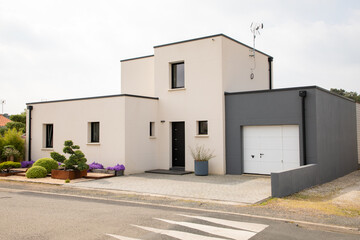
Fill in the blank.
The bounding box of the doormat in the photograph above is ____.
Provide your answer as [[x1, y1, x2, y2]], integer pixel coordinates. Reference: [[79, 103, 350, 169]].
[[145, 169, 193, 175]]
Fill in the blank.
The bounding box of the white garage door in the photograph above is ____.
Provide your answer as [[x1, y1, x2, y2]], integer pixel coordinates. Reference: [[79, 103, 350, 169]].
[[243, 125, 300, 175]]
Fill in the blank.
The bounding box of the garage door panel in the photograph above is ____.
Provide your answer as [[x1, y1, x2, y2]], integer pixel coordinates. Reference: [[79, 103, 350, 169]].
[[243, 125, 300, 175]]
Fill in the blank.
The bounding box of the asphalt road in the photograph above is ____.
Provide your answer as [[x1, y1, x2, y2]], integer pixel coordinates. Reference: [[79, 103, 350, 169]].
[[0, 187, 359, 240]]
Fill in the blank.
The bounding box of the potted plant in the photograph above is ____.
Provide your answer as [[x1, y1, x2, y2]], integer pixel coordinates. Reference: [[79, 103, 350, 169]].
[[106, 164, 125, 176], [88, 162, 105, 173], [1, 145, 21, 162], [0, 161, 21, 176], [190, 145, 215, 176], [50, 140, 89, 180]]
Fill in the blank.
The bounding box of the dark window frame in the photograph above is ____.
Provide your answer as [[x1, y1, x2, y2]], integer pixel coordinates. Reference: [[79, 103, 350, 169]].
[[198, 121, 208, 135], [45, 124, 53, 148], [171, 62, 185, 89], [91, 122, 100, 143]]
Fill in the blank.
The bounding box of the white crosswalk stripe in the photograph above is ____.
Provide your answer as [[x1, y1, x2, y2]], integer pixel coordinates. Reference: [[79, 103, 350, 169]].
[[132, 225, 228, 240], [178, 214, 268, 232], [154, 218, 257, 240], [107, 214, 268, 240]]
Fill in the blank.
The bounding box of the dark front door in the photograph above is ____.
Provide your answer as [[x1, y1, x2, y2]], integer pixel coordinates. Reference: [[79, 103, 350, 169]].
[[172, 122, 185, 167]]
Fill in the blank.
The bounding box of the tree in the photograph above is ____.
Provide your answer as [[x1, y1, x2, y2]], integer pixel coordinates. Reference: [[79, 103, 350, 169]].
[[3, 110, 26, 134], [10, 111, 26, 124], [330, 88, 360, 103]]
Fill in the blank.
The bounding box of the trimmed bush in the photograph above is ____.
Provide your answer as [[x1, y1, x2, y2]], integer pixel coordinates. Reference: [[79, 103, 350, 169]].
[[0, 161, 21, 172], [26, 166, 47, 178], [33, 158, 58, 174]]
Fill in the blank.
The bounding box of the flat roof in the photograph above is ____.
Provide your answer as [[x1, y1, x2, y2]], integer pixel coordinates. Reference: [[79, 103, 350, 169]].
[[27, 94, 159, 105], [120, 33, 272, 62], [225, 86, 355, 103]]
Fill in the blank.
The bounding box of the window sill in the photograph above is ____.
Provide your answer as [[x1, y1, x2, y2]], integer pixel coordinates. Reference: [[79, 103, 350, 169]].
[[41, 148, 54, 151], [149, 136, 156, 139], [195, 135, 209, 138], [87, 143, 100, 145], [168, 88, 186, 92]]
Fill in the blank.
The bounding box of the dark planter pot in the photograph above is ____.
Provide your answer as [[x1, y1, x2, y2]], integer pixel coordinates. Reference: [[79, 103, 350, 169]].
[[51, 169, 88, 180], [107, 169, 124, 176], [194, 160, 208, 176]]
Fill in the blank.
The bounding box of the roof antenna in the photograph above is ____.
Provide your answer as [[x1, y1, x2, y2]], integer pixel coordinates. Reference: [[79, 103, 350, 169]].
[[249, 22, 263, 79], [1, 99, 6, 114]]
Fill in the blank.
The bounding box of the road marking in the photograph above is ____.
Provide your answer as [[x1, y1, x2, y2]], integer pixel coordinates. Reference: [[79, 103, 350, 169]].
[[1, 186, 358, 234], [106, 233, 140, 240], [178, 214, 268, 232], [132, 225, 228, 240], [154, 218, 257, 240]]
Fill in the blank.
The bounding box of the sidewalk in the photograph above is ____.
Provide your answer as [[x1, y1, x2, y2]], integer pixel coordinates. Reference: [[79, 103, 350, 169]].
[[70, 173, 272, 204]]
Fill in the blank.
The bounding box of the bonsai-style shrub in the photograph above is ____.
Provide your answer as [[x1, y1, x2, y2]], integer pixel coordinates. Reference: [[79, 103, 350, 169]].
[[33, 158, 59, 174], [21, 160, 35, 168], [1, 145, 21, 162], [50, 140, 88, 171], [26, 166, 47, 178], [0, 161, 21, 173], [89, 162, 104, 171]]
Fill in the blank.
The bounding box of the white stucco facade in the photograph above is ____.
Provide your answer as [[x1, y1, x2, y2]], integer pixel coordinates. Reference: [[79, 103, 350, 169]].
[[27, 34, 272, 174]]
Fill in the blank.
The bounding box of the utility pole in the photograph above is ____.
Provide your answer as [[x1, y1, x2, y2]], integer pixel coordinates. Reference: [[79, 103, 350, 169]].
[[1, 99, 5, 114]]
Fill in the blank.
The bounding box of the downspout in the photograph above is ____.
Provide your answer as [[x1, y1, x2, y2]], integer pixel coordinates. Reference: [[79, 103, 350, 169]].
[[268, 57, 273, 89], [299, 91, 307, 165], [27, 105, 33, 161]]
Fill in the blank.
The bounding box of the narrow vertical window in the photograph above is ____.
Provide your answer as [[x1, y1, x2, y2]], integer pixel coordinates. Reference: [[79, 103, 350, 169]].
[[198, 121, 208, 135], [45, 124, 53, 148], [150, 122, 155, 137], [91, 122, 100, 143], [171, 62, 184, 88]]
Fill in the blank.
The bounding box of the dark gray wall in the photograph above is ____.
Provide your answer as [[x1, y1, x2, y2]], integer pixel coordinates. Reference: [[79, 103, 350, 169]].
[[225, 86, 358, 197], [315, 89, 358, 183], [225, 87, 317, 174]]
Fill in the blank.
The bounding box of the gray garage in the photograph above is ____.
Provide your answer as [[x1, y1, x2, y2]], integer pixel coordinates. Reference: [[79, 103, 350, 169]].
[[225, 86, 358, 197]]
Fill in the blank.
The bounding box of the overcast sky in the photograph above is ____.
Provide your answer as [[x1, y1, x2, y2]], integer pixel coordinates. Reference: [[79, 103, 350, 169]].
[[1, 0, 359, 114]]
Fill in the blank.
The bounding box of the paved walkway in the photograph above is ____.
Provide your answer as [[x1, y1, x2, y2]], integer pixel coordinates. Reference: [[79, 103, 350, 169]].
[[71, 173, 271, 204]]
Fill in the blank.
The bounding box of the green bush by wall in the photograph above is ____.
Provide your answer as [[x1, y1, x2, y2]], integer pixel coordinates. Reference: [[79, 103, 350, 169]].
[[26, 166, 47, 178], [33, 158, 58, 174]]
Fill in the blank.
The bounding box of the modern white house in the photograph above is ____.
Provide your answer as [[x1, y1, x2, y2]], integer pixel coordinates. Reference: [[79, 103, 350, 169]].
[[26, 34, 273, 175], [26, 34, 358, 197]]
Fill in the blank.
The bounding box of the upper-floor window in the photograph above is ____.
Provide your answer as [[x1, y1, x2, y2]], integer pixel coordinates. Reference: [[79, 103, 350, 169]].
[[45, 124, 53, 148], [171, 62, 184, 89]]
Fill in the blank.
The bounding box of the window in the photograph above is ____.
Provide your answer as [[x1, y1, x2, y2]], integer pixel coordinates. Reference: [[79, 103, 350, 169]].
[[45, 124, 53, 148], [171, 62, 184, 88], [150, 122, 155, 137], [198, 121, 208, 135], [90, 122, 100, 143]]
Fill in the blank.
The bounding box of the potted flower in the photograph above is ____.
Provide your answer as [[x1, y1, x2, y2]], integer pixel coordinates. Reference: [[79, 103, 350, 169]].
[[107, 164, 125, 176], [88, 162, 105, 173], [190, 145, 215, 176], [50, 140, 89, 180]]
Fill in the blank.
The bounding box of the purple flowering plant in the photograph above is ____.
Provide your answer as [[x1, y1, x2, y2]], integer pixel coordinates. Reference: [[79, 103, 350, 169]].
[[21, 161, 35, 168], [106, 164, 125, 171], [89, 162, 104, 171]]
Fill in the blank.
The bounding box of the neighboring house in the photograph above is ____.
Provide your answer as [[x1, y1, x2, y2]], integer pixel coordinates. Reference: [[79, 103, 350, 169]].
[[0, 114, 11, 127], [26, 34, 358, 197]]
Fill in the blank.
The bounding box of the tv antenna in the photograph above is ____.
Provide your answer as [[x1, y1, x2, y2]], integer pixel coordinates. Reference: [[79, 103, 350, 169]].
[[1, 99, 5, 114], [249, 22, 263, 79]]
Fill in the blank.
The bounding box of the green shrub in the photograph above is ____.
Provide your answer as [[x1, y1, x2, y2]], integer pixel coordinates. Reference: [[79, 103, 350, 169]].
[[0, 161, 21, 172], [5, 122, 25, 133], [26, 166, 47, 178], [2, 129, 25, 160], [65, 178, 70, 183], [33, 158, 58, 174], [1, 145, 21, 161], [10, 112, 26, 125]]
